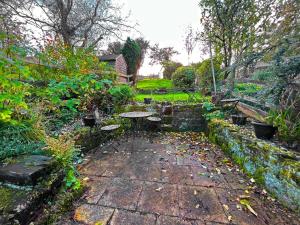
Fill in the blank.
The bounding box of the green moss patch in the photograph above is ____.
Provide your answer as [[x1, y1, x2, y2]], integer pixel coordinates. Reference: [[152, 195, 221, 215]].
[[208, 119, 300, 212]]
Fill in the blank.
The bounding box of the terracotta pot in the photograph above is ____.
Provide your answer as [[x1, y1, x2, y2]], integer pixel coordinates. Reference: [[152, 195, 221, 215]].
[[252, 122, 277, 140], [231, 115, 247, 125]]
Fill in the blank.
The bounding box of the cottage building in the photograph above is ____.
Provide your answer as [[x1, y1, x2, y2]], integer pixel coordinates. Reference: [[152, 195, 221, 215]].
[[99, 54, 131, 84]]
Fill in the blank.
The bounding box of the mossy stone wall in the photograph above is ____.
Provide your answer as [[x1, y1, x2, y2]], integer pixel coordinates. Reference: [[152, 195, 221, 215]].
[[208, 119, 300, 212]]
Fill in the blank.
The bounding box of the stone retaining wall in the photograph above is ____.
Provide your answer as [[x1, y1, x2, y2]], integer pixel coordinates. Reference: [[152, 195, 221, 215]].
[[208, 119, 300, 212], [171, 104, 207, 132], [123, 103, 207, 132]]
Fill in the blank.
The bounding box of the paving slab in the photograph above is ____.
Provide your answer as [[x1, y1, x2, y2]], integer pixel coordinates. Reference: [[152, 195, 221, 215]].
[[98, 177, 143, 210], [137, 182, 180, 216], [160, 164, 194, 185], [73, 204, 114, 224], [81, 177, 111, 204], [110, 209, 156, 225], [157, 215, 205, 225], [178, 185, 228, 223], [78, 160, 107, 176]]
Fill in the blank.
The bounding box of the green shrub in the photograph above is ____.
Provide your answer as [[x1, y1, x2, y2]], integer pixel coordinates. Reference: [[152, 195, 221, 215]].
[[196, 59, 221, 95], [202, 101, 224, 121], [44, 134, 81, 190], [172, 66, 196, 89], [109, 85, 134, 106], [267, 109, 300, 143], [251, 69, 274, 81], [0, 122, 45, 161], [162, 61, 182, 79], [121, 37, 141, 76]]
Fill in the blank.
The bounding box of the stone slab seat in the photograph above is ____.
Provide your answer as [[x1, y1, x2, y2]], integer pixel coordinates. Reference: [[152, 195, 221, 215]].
[[0, 155, 54, 186], [100, 124, 121, 131], [146, 117, 162, 122]]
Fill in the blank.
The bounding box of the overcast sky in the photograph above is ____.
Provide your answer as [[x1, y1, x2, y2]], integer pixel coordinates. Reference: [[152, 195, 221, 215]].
[[120, 0, 206, 76]]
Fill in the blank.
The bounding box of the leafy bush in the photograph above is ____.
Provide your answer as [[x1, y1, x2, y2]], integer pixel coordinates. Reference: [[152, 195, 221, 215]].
[[0, 41, 31, 123], [196, 59, 221, 95], [37, 40, 114, 79], [267, 109, 300, 143], [46, 74, 113, 112], [109, 85, 134, 106], [172, 66, 196, 89], [0, 122, 45, 160], [202, 102, 224, 121], [44, 134, 81, 190], [251, 69, 274, 81], [162, 61, 182, 79]]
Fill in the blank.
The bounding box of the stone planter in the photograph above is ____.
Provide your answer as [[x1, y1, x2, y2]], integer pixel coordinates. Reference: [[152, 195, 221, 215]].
[[231, 114, 247, 125], [252, 122, 277, 140]]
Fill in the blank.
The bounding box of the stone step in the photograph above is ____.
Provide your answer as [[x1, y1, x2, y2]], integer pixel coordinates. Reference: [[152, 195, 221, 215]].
[[0, 170, 64, 225], [0, 155, 55, 186]]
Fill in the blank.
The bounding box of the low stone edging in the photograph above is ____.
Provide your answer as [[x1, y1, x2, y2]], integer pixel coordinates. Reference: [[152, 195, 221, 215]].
[[207, 119, 300, 212]]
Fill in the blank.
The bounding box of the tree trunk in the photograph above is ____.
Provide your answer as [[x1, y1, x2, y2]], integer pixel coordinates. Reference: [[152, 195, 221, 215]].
[[227, 66, 236, 96]]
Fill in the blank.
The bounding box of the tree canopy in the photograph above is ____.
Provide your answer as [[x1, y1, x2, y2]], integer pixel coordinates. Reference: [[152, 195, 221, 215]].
[[0, 0, 133, 49], [121, 37, 141, 82]]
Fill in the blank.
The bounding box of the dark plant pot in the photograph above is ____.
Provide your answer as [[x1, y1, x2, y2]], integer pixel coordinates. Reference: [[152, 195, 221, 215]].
[[252, 122, 277, 140], [83, 116, 96, 127], [231, 114, 247, 125], [144, 98, 152, 104], [162, 105, 173, 115]]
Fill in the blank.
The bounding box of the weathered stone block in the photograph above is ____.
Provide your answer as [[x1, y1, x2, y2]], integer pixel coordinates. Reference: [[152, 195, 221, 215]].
[[0, 155, 54, 186], [0, 170, 64, 225]]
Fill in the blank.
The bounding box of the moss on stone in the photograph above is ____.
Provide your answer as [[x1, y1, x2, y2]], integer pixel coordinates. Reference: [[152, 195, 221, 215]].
[[208, 118, 300, 213], [0, 187, 14, 211]]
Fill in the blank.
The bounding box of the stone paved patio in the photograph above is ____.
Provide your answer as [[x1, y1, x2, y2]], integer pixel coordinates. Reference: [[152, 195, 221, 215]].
[[59, 132, 300, 225]]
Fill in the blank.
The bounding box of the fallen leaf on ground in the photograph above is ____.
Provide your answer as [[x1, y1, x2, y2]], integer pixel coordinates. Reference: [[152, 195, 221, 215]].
[[223, 204, 229, 210], [155, 187, 163, 192], [215, 168, 221, 174], [83, 177, 89, 181], [240, 199, 258, 217]]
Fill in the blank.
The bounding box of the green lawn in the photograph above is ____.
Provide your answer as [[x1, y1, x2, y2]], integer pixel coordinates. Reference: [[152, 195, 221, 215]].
[[135, 92, 210, 103], [136, 79, 173, 90]]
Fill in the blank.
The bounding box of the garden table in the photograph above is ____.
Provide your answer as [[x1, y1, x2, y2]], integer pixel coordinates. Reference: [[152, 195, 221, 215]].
[[119, 111, 155, 147]]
